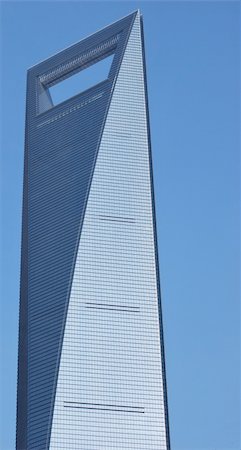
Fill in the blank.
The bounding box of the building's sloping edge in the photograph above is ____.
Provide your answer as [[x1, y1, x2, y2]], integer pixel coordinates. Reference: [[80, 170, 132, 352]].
[[16, 78, 29, 450], [140, 15, 171, 450]]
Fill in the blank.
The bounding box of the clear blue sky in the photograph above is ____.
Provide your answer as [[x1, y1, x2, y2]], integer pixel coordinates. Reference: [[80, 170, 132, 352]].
[[0, 2, 240, 449]]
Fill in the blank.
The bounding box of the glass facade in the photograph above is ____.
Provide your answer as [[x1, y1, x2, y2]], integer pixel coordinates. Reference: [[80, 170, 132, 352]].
[[16, 10, 170, 450]]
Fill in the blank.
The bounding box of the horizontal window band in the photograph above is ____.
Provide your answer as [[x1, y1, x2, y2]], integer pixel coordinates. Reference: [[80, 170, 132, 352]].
[[63, 401, 144, 414], [84, 302, 140, 312], [95, 214, 135, 223], [84, 306, 140, 313], [85, 302, 139, 310]]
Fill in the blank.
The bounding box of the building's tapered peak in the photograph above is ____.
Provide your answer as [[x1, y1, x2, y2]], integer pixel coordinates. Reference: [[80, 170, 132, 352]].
[[28, 11, 138, 114]]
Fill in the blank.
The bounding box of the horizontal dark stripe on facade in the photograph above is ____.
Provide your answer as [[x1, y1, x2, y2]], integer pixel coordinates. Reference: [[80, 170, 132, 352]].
[[84, 306, 140, 313], [64, 401, 144, 414]]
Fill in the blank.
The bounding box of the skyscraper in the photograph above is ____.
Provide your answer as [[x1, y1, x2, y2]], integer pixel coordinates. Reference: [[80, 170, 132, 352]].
[[17, 10, 170, 450]]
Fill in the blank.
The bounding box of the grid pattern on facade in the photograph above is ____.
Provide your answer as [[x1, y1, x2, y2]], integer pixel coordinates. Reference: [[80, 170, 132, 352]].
[[17, 11, 170, 450], [50, 13, 168, 449]]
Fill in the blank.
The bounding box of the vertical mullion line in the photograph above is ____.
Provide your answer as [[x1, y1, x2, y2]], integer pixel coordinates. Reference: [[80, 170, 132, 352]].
[[140, 15, 171, 450], [46, 13, 138, 450], [16, 72, 30, 450]]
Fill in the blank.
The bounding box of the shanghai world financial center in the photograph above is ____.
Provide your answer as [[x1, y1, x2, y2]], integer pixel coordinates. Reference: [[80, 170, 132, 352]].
[[16, 10, 170, 450]]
